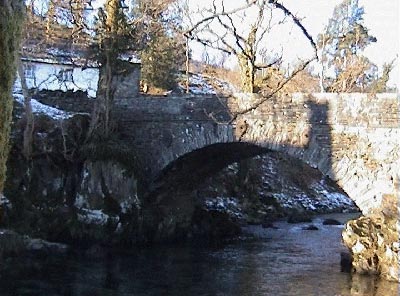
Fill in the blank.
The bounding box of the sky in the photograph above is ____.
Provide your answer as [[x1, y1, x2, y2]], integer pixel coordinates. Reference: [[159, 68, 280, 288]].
[[186, 0, 399, 88], [29, 0, 399, 88]]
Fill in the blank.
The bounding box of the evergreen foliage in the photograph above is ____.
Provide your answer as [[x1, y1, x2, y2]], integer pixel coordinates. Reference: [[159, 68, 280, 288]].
[[0, 1, 24, 195], [135, 0, 185, 91], [87, 0, 134, 140], [80, 139, 137, 174], [141, 32, 185, 90], [317, 0, 388, 92], [92, 0, 132, 63], [92, 1, 133, 75], [320, 0, 376, 58]]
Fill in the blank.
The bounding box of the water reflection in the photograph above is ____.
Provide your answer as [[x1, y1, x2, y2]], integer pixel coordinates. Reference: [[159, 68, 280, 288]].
[[347, 274, 399, 296], [0, 214, 398, 296]]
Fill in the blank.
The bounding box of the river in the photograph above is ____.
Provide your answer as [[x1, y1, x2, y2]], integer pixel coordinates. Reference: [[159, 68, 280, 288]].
[[0, 213, 398, 296]]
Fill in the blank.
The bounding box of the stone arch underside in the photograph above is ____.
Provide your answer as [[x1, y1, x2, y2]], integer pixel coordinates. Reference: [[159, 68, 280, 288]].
[[143, 140, 358, 242], [145, 141, 354, 212], [147, 142, 269, 200]]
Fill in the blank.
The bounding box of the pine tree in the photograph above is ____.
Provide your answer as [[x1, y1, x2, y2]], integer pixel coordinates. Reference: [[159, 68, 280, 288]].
[[87, 0, 132, 140], [135, 0, 185, 91], [0, 0, 24, 197], [140, 29, 185, 91], [318, 0, 377, 92]]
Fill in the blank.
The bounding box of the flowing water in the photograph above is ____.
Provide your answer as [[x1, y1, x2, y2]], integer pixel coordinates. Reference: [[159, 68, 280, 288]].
[[0, 213, 398, 296]]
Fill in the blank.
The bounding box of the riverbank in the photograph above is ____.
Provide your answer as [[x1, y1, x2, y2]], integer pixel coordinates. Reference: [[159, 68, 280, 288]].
[[0, 229, 68, 257]]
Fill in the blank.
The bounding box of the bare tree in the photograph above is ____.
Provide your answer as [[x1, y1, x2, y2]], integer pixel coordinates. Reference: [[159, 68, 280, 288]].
[[17, 60, 34, 160], [184, 0, 316, 94], [184, 0, 318, 118]]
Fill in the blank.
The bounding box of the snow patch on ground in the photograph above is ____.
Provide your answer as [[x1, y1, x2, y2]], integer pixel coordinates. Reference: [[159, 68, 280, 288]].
[[204, 197, 243, 219], [271, 180, 357, 213], [120, 195, 141, 214], [309, 181, 356, 209], [77, 209, 111, 226], [179, 73, 237, 95], [0, 195, 12, 209], [185, 74, 216, 95], [13, 94, 86, 120], [74, 194, 86, 209]]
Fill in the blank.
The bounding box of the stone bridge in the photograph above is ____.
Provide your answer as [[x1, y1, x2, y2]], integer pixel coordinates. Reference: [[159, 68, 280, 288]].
[[115, 93, 399, 214]]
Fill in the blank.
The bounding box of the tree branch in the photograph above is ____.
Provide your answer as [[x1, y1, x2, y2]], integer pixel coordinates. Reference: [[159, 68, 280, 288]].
[[183, 0, 257, 37], [268, 0, 317, 56]]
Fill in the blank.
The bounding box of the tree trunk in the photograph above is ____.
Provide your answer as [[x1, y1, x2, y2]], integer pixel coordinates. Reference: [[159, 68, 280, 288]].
[[0, 0, 24, 198], [319, 33, 326, 93], [17, 59, 34, 160], [238, 54, 254, 93], [87, 51, 115, 141], [103, 51, 113, 139], [46, 0, 55, 42], [185, 36, 190, 94]]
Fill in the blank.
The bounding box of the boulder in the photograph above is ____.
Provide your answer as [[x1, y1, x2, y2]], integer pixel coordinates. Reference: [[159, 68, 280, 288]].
[[0, 229, 68, 256], [76, 160, 140, 214], [190, 208, 241, 242], [287, 212, 313, 223], [323, 218, 342, 225], [342, 194, 399, 282], [302, 224, 319, 231], [25, 238, 68, 254]]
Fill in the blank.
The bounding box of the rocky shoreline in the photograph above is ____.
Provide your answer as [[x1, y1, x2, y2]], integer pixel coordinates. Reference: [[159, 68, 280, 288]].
[[0, 229, 68, 257]]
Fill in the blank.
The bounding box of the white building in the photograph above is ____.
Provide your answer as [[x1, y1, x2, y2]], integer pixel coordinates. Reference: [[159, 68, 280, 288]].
[[18, 55, 99, 98], [16, 49, 141, 98]]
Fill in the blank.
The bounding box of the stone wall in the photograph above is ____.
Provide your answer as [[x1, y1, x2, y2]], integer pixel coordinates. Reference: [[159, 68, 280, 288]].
[[34, 90, 94, 113], [233, 93, 399, 214], [34, 91, 399, 215], [112, 62, 141, 99], [114, 96, 233, 189]]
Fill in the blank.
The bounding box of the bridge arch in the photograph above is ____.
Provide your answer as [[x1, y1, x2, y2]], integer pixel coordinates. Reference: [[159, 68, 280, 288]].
[[232, 93, 399, 214], [143, 140, 358, 242], [117, 93, 399, 215], [147, 142, 269, 199]]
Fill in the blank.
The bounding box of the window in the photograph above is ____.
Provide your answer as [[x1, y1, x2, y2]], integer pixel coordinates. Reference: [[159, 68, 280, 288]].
[[24, 64, 35, 79], [59, 69, 73, 82]]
